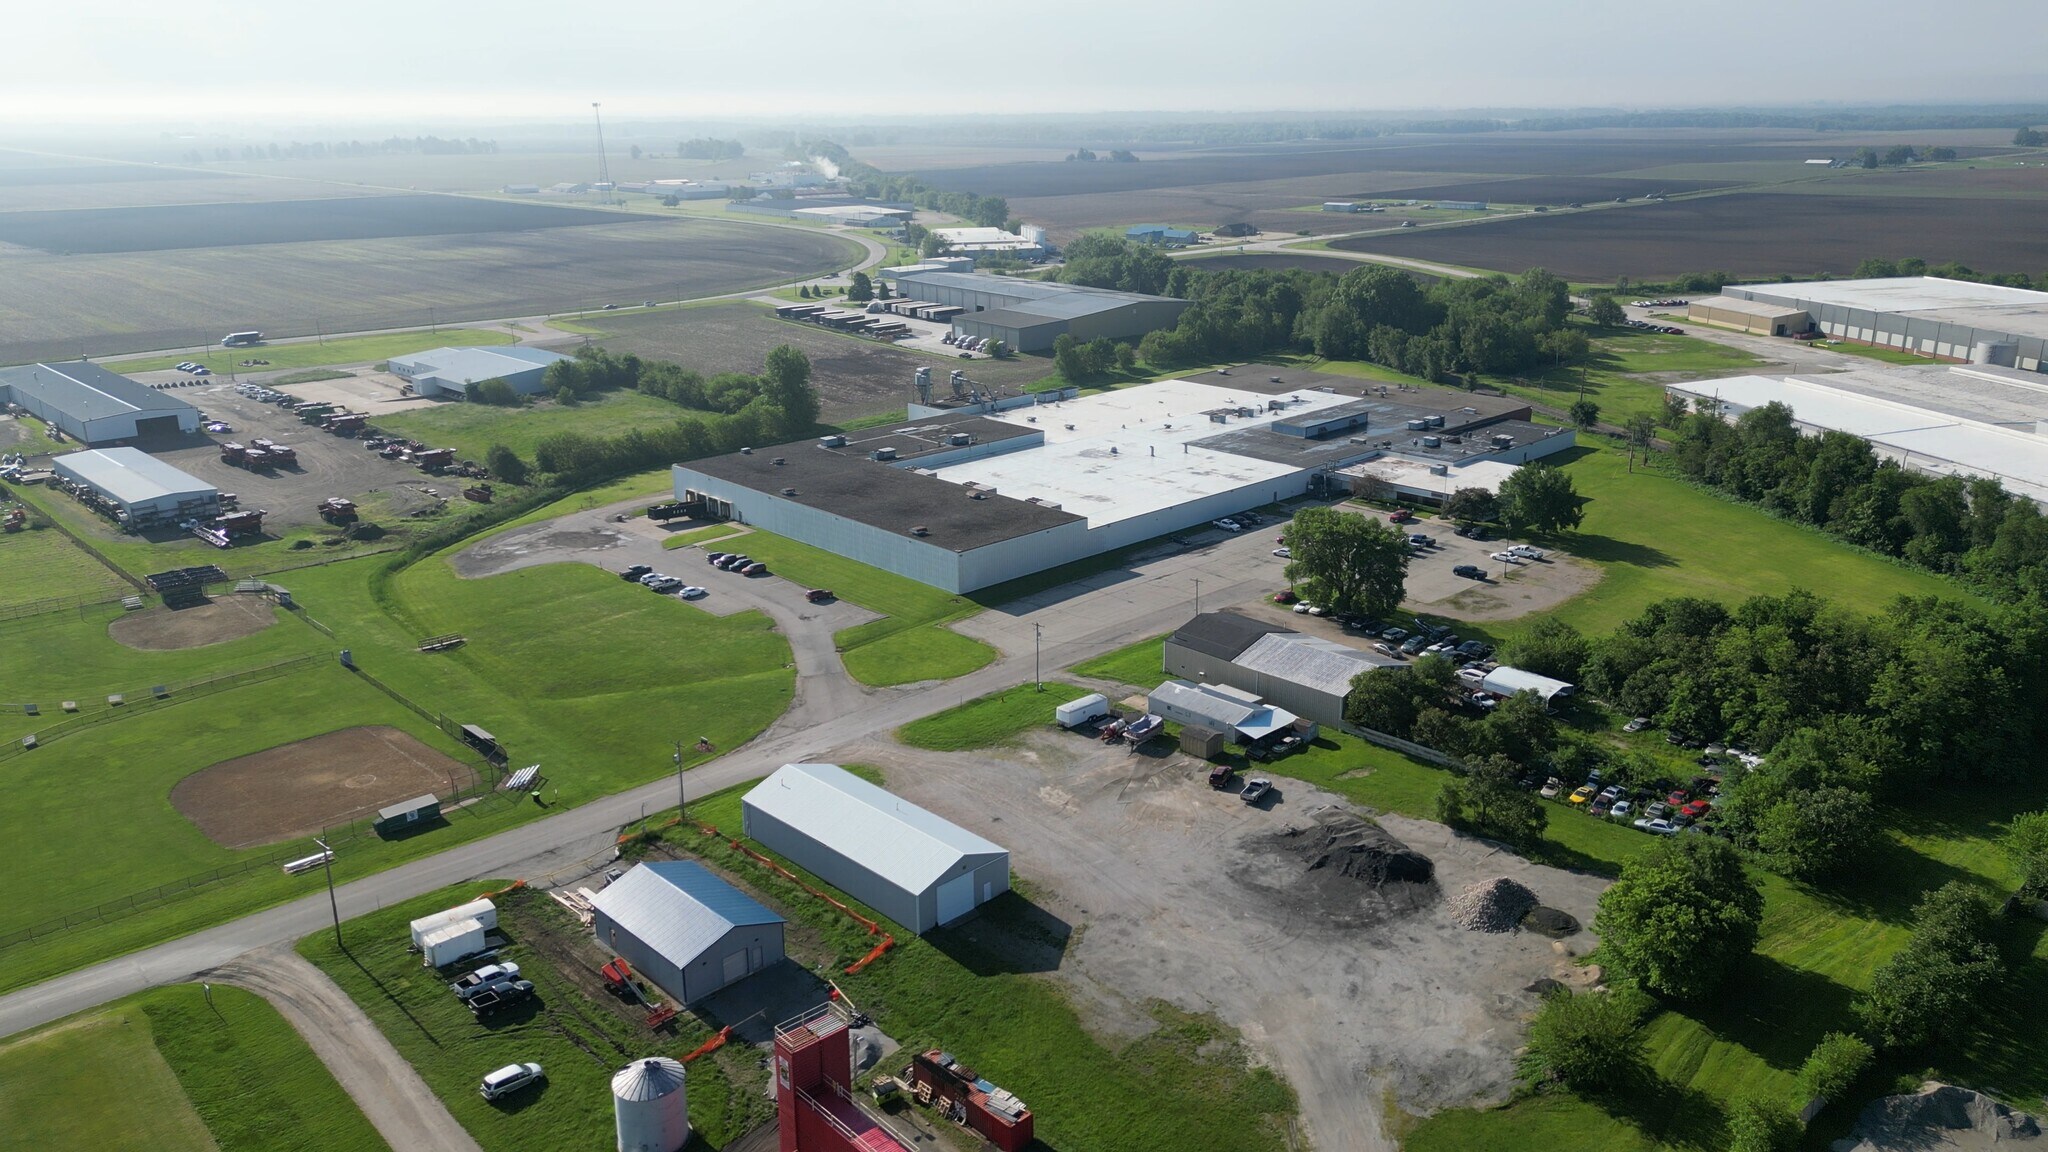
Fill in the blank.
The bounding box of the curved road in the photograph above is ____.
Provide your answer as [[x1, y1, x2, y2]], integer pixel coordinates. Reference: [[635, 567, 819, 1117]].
[[0, 514, 1292, 1041]]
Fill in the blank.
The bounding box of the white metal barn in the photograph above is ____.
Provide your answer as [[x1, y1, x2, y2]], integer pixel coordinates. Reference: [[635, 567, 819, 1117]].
[[742, 764, 1010, 934], [50, 448, 219, 527], [588, 861, 785, 1005], [0, 362, 201, 445]]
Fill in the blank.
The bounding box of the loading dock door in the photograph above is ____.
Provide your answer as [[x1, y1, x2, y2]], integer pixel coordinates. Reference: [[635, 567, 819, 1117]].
[[722, 949, 749, 984], [936, 873, 974, 926]]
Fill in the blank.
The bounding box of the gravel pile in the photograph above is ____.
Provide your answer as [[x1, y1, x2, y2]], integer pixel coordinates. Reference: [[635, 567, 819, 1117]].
[[1447, 877, 1538, 932]]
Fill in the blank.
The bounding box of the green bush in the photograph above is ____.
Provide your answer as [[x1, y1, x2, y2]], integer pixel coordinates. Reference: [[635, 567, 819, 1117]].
[[1726, 1093, 1801, 1152], [1797, 1032, 1874, 1103], [1517, 987, 1648, 1090]]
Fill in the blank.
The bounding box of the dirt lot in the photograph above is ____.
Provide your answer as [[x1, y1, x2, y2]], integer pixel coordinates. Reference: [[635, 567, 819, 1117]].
[[151, 381, 446, 531], [586, 302, 1053, 421], [851, 731, 1610, 1152], [1330, 191, 2048, 281], [108, 595, 278, 650], [171, 725, 476, 849]]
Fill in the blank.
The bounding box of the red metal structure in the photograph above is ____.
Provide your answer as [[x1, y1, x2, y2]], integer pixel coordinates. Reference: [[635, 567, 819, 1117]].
[[909, 1050, 1034, 1151], [774, 1006, 910, 1152]]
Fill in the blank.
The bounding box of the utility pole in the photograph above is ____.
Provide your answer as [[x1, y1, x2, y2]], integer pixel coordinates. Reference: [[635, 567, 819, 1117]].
[[591, 102, 613, 206], [1033, 623, 1042, 691], [674, 740, 686, 821], [314, 838, 341, 948]]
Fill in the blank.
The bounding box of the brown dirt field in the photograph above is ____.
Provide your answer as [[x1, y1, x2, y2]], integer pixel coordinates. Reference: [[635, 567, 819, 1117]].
[[172, 725, 475, 849], [1330, 192, 2048, 281], [108, 595, 279, 650]]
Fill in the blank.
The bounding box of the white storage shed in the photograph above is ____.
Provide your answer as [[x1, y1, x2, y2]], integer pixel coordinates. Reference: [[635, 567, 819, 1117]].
[[420, 917, 486, 968], [409, 897, 498, 948]]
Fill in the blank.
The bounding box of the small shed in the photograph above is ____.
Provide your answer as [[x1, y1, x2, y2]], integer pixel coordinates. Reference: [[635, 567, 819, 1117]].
[[409, 897, 498, 948], [420, 917, 486, 968], [374, 793, 441, 838], [1181, 725, 1225, 758]]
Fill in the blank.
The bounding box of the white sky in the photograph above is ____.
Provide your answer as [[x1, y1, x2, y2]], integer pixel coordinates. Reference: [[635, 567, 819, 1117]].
[[6, 0, 2045, 124]]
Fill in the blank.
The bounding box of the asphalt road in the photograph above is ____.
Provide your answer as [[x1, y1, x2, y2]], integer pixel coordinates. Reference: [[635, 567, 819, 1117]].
[[0, 511, 1293, 1040]]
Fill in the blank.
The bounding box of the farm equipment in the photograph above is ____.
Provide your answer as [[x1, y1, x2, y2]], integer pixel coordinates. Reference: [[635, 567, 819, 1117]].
[[3, 507, 25, 532], [190, 509, 264, 548], [250, 439, 295, 467], [295, 402, 339, 424], [462, 483, 493, 503], [414, 448, 456, 474], [323, 412, 368, 435], [317, 497, 358, 525]]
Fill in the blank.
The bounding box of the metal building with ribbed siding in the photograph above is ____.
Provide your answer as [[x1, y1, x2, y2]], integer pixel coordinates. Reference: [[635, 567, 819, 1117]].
[[588, 861, 785, 1005]]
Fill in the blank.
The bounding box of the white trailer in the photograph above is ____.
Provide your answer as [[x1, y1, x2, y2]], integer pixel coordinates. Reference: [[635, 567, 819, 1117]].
[[420, 917, 487, 968], [409, 897, 499, 948], [1055, 693, 1109, 729]]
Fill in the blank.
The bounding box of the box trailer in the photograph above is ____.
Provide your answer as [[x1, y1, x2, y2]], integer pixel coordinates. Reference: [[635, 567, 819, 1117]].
[[1055, 693, 1109, 729], [409, 897, 499, 948], [420, 917, 486, 968]]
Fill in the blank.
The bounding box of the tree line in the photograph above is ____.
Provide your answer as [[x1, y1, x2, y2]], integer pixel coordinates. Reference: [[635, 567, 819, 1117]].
[[1669, 401, 2048, 599], [182, 137, 498, 164], [677, 138, 745, 160]]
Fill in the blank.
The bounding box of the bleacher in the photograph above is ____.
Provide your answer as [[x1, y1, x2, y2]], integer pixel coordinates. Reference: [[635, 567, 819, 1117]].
[[145, 565, 228, 608]]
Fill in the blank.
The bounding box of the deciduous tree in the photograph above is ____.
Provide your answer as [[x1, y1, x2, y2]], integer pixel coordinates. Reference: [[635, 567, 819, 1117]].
[[1517, 987, 1649, 1090], [846, 271, 874, 302], [1283, 507, 1412, 620], [485, 444, 529, 485], [1569, 398, 1601, 429], [1496, 464, 1585, 534], [2004, 810, 2048, 897], [1587, 293, 1627, 326], [1856, 882, 2003, 1049], [1594, 835, 1762, 1000], [1443, 487, 1498, 525]]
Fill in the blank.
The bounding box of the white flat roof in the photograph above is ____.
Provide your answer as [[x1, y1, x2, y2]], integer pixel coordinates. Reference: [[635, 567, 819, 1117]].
[[1679, 374, 2048, 503], [1741, 277, 2048, 341], [928, 379, 1358, 527], [1336, 456, 1521, 498]]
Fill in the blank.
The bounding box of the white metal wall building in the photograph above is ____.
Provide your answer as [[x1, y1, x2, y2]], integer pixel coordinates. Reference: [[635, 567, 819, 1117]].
[[742, 764, 1009, 934], [1720, 278, 2048, 371], [588, 861, 785, 1005], [386, 347, 574, 398], [50, 447, 219, 527], [884, 267, 1189, 352], [1163, 615, 1402, 727], [0, 362, 201, 445]]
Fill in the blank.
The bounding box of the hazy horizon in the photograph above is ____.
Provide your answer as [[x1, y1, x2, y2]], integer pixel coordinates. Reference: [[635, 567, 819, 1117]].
[[9, 0, 2046, 126]]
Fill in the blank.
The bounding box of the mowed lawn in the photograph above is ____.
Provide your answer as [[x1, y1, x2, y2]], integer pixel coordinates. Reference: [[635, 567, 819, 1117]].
[[106, 328, 515, 374], [896, 682, 1084, 751], [1510, 325, 1765, 427], [376, 389, 696, 464], [1541, 443, 1966, 635], [0, 984, 388, 1152], [0, 524, 132, 611], [712, 531, 997, 686]]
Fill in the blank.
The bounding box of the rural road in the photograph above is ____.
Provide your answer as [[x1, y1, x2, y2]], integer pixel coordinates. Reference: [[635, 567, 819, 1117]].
[[207, 943, 485, 1152], [0, 512, 1293, 1042]]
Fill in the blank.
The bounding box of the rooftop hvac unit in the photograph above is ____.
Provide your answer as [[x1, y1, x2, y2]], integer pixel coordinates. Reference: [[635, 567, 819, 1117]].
[[1430, 463, 1449, 475], [910, 525, 930, 536], [948, 433, 973, 446], [819, 435, 847, 448], [871, 447, 898, 461], [1426, 415, 1445, 428], [1422, 435, 1441, 448], [1406, 419, 1427, 431]]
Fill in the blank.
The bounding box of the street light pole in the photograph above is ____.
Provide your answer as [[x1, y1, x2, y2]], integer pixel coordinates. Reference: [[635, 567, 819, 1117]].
[[1033, 623, 1042, 691], [314, 838, 341, 948], [1195, 578, 1202, 615], [674, 740, 686, 821]]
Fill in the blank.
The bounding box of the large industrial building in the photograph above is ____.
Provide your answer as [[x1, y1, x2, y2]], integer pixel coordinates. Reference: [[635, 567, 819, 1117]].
[[928, 226, 1049, 258], [50, 448, 220, 529], [1686, 296, 1814, 337], [1714, 277, 2048, 370], [1162, 611, 1402, 727], [671, 367, 1574, 592], [883, 266, 1189, 352], [0, 362, 201, 445], [587, 861, 786, 1005], [1671, 365, 2048, 503], [742, 764, 1010, 934], [386, 346, 574, 399]]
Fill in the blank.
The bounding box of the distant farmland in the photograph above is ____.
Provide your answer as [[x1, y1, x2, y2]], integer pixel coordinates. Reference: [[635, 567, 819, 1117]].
[[1328, 193, 2048, 282], [0, 194, 663, 254], [0, 218, 860, 365]]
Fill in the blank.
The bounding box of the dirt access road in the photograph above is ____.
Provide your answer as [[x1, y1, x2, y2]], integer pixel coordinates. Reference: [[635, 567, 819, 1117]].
[[208, 943, 483, 1152], [854, 731, 1611, 1152]]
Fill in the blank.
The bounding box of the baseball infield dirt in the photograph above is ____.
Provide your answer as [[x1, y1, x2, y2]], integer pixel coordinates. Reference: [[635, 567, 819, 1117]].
[[172, 725, 474, 849], [108, 596, 278, 651]]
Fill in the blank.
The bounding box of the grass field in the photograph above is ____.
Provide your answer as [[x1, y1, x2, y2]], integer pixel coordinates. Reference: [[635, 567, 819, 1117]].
[[375, 389, 695, 463], [299, 882, 764, 1152], [0, 524, 131, 611], [1068, 635, 1166, 692], [660, 523, 745, 549], [713, 531, 996, 686], [108, 328, 515, 374], [896, 682, 1084, 750], [1509, 325, 1766, 425], [0, 984, 389, 1152], [1542, 442, 1969, 634]]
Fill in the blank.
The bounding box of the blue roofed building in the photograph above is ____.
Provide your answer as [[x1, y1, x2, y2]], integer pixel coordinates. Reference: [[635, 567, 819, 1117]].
[[587, 860, 786, 1004], [385, 346, 574, 399]]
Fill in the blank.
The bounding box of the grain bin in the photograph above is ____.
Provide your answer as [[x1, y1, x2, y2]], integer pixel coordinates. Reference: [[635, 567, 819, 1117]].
[[613, 1058, 690, 1152]]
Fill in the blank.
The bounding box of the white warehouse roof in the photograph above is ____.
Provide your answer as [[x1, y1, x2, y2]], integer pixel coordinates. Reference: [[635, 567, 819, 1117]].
[[1234, 632, 1398, 694], [743, 765, 1006, 893], [588, 861, 783, 967], [1732, 277, 2048, 342], [388, 346, 570, 383], [1481, 666, 1577, 703], [51, 447, 215, 506]]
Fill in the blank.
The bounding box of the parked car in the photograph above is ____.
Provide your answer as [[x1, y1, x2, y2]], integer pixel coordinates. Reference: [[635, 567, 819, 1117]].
[[1509, 545, 1547, 561], [1568, 785, 1597, 806], [1212, 518, 1242, 532], [705, 552, 729, 565], [648, 577, 685, 593], [1539, 777, 1563, 799], [1468, 691, 1497, 711], [1610, 799, 1634, 820], [636, 572, 670, 587], [678, 585, 708, 600], [741, 562, 767, 576], [805, 589, 835, 603], [1633, 818, 1679, 835], [468, 979, 535, 1016], [620, 564, 654, 581], [1272, 590, 1297, 605], [1622, 716, 1651, 733], [1489, 550, 1523, 565], [1292, 602, 1316, 615], [1272, 547, 1291, 558], [1373, 641, 1402, 658], [1645, 801, 1670, 820], [1380, 627, 1408, 643], [1400, 636, 1429, 655], [1682, 799, 1713, 820], [1240, 777, 1273, 804], [1590, 795, 1613, 817], [1209, 763, 1235, 790], [479, 1062, 545, 1100], [1452, 563, 1484, 579], [451, 963, 521, 994]]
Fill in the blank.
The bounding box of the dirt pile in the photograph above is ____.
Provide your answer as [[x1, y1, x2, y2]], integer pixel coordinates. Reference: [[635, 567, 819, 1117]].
[[1447, 878, 1538, 932], [1232, 808, 1437, 930], [1833, 1082, 2043, 1152], [1522, 906, 1582, 938]]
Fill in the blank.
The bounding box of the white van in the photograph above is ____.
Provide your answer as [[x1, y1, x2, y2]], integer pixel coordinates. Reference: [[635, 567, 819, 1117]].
[[480, 1062, 544, 1100]]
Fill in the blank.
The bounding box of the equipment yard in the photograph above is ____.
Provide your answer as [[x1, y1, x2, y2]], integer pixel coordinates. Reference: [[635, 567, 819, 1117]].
[[851, 729, 1611, 1151], [170, 725, 478, 849]]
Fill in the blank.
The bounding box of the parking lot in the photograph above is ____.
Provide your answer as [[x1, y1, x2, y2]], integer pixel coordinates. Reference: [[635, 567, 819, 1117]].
[[152, 382, 448, 530], [852, 728, 1611, 1152]]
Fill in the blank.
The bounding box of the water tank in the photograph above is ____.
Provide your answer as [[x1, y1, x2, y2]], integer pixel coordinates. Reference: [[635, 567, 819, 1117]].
[[1973, 339, 2019, 367], [613, 1058, 690, 1152]]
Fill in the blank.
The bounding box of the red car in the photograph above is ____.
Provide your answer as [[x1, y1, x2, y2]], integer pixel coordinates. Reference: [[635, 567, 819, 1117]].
[[1681, 799, 1713, 820], [1667, 789, 1689, 806], [805, 589, 834, 603], [1273, 590, 1297, 605]]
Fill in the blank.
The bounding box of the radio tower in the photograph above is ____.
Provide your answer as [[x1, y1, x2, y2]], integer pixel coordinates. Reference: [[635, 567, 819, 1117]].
[[591, 102, 613, 205]]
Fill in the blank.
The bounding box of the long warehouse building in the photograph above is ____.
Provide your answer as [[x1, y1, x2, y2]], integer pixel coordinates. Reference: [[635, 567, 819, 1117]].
[[1718, 277, 2048, 371], [51, 447, 220, 528], [0, 362, 201, 445], [884, 266, 1190, 352]]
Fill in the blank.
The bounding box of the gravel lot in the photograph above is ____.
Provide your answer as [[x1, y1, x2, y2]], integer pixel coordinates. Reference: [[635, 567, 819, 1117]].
[[846, 730, 1611, 1152]]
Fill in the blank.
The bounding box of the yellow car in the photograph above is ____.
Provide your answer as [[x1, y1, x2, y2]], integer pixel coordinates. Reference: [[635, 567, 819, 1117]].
[[1567, 785, 1597, 806]]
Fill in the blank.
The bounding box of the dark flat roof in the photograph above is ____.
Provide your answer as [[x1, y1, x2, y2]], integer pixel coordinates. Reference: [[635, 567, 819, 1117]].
[[832, 414, 1038, 463], [686, 439, 1082, 553], [1169, 611, 1298, 662], [1194, 395, 1537, 467]]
